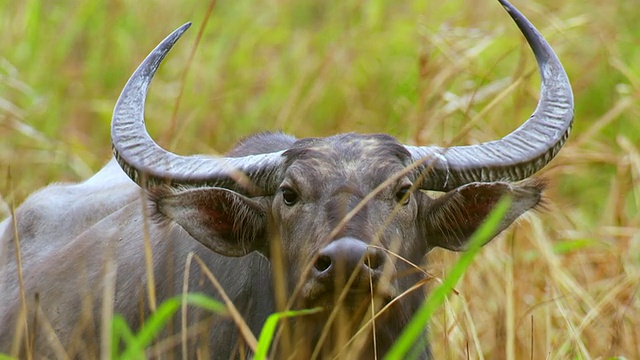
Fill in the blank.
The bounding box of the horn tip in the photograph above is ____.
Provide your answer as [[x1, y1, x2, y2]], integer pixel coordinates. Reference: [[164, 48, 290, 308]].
[[170, 22, 192, 42], [497, 0, 514, 12], [179, 22, 192, 32]]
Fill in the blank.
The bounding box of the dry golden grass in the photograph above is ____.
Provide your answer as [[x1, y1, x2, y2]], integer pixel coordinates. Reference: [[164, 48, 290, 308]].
[[1, 0, 639, 358]]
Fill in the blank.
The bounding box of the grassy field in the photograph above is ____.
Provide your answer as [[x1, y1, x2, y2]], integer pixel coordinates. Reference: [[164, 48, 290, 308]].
[[1, 0, 639, 358]]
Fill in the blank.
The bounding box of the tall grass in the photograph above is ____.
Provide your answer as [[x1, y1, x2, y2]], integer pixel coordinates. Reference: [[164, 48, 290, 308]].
[[1, 0, 639, 358]]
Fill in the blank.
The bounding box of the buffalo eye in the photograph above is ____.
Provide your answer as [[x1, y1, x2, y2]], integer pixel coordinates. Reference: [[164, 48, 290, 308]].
[[281, 187, 298, 206], [395, 186, 411, 205]]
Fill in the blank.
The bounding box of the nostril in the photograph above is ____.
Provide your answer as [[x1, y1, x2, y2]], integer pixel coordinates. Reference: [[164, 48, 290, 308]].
[[364, 249, 385, 271], [314, 254, 332, 273]]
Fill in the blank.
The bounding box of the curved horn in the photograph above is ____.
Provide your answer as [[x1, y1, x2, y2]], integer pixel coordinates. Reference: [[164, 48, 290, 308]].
[[407, 0, 574, 191], [111, 23, 285, 194]]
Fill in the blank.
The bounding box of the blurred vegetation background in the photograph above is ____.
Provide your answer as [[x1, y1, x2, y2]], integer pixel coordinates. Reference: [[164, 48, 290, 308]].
[[1, 0, 638, 358]]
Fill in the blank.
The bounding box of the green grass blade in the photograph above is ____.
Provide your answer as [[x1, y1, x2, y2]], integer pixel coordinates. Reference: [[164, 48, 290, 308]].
[[181, 292, 228, 314], [118, 298, 181, 359], [384, 196, 512, 359], [254, 307, 323, 360], [111, 314, 136, 358], [115, 293, 225, 359]]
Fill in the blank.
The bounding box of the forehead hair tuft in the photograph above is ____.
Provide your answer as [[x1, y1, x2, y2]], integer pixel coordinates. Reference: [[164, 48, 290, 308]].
[[282, 133, 411, 168]]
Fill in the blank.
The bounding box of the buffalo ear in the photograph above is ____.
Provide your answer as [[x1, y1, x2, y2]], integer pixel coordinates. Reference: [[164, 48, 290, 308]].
[[423, 179, 545, 252], [150, 187, 269, 257]]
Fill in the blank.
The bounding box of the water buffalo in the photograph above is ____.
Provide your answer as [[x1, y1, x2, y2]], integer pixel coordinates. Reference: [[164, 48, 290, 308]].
[[0, 0, 573, 358]]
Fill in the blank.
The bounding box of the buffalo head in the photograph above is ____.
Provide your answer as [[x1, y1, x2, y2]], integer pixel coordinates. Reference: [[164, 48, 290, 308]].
[[109, 0, 572, 357]]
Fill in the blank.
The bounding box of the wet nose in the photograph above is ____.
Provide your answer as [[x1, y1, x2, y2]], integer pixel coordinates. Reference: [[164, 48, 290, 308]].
[[313, 237, 386, 284]]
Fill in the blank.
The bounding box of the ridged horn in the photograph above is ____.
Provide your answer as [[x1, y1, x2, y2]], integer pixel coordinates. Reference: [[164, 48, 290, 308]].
[[407, 0, 574, 191], [111, 23, 285, 195]]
